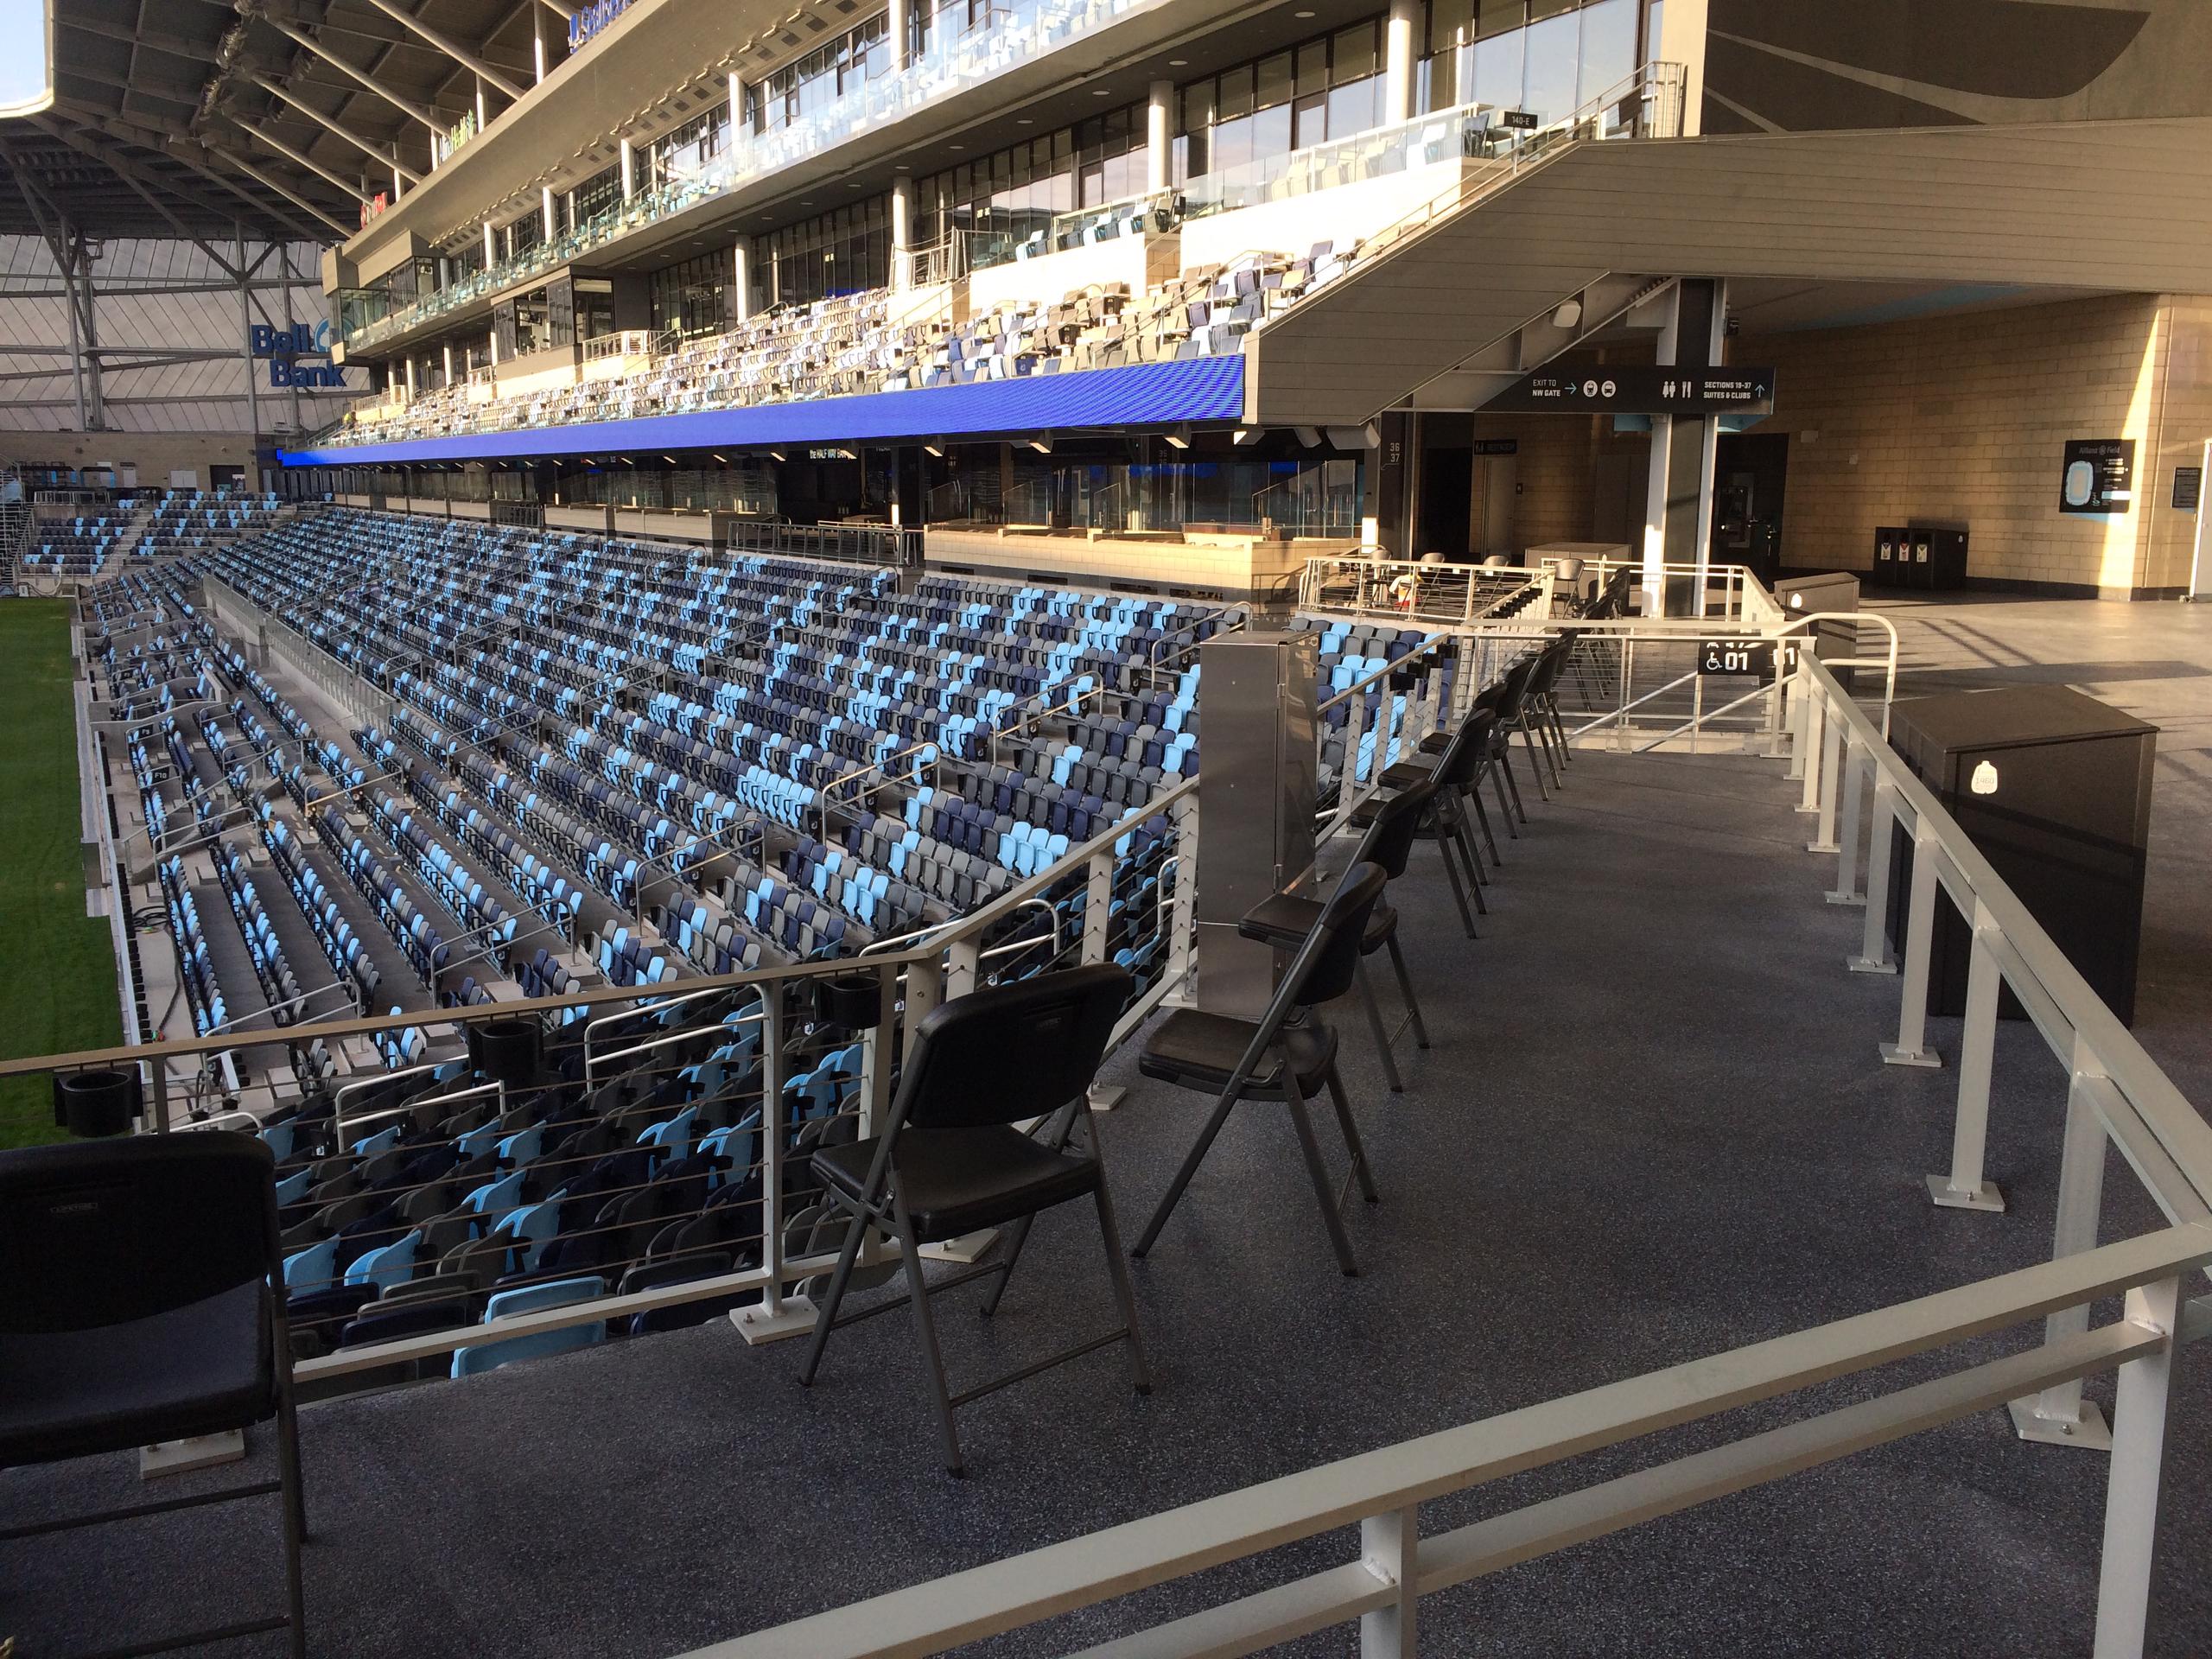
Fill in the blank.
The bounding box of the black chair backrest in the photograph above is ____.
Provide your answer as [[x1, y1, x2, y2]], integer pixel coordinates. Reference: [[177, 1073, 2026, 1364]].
[[895, 961, 1135, 1132], [1491, 654, 1540, 722], [1351, 779, 1437, 883], [1428, 709, 1497, 791], [1529, 637, 1571, 696], [0, 1133, 278, 1336], [1279, 861, 1388, 1014]]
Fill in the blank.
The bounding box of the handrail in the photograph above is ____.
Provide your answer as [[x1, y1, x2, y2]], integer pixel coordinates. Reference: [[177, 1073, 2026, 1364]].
[[688, 1227, 2212, 1658]]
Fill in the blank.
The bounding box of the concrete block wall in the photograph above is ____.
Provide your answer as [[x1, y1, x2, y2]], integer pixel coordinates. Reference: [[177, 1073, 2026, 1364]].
[[1745, 294, 2188, 597]]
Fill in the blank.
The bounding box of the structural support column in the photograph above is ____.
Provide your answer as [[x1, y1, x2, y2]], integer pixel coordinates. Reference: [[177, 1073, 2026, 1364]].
[[890, 176, 912, 290], [1640, 276, 1725, 616], [235, 226, 262, 485], [620, 138, 636, 200], [728, 73, 745, 135], [541, 185, 556, 242], [732, 240, 752, 322], [1146, 79, 1174, 193], [1383, 0, 1421, 124], [1653, 0, 1709, 137], [442, 342, 454, 385], [483, 219, 498, 266], [887, 0, 909, 69]]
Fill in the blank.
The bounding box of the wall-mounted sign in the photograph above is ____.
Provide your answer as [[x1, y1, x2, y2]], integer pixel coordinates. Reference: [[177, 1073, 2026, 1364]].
[[2174, 465, 2203, 513], [250, 321, 348, 389], [1486, 366, 1775, 416], [1471, 437, 1519, 456], [2059, 438, 2134, 514], [1499, 110, 1540, 130]]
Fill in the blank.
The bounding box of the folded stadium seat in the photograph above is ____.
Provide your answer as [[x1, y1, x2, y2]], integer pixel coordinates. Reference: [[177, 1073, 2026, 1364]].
[[448, 1277, 607, 1376]]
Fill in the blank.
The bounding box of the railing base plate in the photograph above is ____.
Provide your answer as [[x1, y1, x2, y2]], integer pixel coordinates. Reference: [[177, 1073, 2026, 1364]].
[[1825, 891, 1866, 907], [1088, 1084, 1128, 1113], [1849, 955, 1897, 975], [2007, 1395, 2112, 1450], [1926, 1174, 2005, 1212], [921, 1228, 1001, 1265], [732, 1294, 817, 1346], [1880, 1042, 1942, 1067], [141, 1431, 245, 1479], [1806, 840, 1840, 855]]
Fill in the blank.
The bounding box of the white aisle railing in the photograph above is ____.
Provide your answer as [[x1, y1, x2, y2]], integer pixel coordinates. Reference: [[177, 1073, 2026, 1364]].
[[687, 651, 2212, 1659]]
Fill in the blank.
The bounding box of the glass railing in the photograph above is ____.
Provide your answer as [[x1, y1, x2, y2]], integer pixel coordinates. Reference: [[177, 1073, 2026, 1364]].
[[343, 0, 1152, 353], [1180, 99, 1500, 221]]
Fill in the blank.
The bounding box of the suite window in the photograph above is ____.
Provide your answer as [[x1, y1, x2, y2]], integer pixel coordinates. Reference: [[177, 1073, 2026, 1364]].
[[747, 13, 892, 135], [651, 253, 728, 338], [569, 166, 620, 232], [1178, 17, 1391, 183]]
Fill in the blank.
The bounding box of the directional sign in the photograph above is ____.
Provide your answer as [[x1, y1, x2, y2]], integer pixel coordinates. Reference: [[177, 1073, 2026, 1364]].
[[1485, 366, 1775, 416]]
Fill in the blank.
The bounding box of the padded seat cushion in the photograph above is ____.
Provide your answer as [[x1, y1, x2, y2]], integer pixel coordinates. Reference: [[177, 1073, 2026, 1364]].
[[1138, 1008, 1338, 1100], [812, 1126, 1098, 1242], [1241, 891, 1395, 954], [0, 1281, 272, 1465]]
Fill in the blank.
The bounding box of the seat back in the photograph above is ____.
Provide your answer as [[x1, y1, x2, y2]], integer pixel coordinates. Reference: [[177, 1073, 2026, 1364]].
[[1351, 779, 1437, 883], [893, 961, 1133, 1133], [1285, 861, 1387, 1008], [0, 1132, 277, 1336], [1427, 709, 1497, 792]]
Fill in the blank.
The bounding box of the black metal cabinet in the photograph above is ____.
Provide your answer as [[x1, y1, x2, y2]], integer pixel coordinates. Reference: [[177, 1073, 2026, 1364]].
[[1885, 685, 2156, 1025]]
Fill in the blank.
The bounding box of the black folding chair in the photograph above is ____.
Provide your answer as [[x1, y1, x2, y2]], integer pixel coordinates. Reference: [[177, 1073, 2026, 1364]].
[[0, 1133, 308, 1659], [799, 963, 1151, 1477], [1385, 707, 1501, 924], [1247, 781, 1439, 1092], [1134, 861, 1389, 1276]]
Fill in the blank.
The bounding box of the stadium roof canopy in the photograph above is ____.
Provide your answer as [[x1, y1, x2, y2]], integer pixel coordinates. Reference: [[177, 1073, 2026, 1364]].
[[2, 0, 556, 245]]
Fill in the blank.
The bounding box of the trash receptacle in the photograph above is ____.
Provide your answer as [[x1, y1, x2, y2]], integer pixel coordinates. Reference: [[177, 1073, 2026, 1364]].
[[1884, 685, 2156, 1025]]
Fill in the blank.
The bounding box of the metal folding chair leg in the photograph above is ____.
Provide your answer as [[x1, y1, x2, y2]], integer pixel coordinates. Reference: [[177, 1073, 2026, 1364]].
[[798, 1198, 875, 1387], [1355, 957, 1405, 1092], [1283, 1093, 1362, 1276], [1433, 819, 1478, 939], [276, 1390, 308, 1659], [889, 1198, 967, 1475], [1440, 795, 1487, 913], [1466, 772, 1503, 867], [1132, 1077, 1249, 1258], [1497, 741, 1529, 825], [1322, 1062, 1381, 1205], [1520, 724, 1553, 799], [1383, 933, 1429, 1050], [1088, 1176, 1154, 1395]]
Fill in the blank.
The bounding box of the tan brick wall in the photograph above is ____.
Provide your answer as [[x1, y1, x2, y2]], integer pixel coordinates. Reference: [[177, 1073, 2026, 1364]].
[[2141, 296, 2212, 593], [1746, 295, 2173, 594]]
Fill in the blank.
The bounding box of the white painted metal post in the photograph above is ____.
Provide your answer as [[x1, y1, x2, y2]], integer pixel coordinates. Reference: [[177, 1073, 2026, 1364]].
[[2093, 1274, 2183, 1658], [944, 936, 980, 1001], [1881, 827, 1942, 1067], [2010, 1056, 2115, 1447], [734, 988, 815, 1344], [1359, 1505, 1419, 1659], [1163, 792, 1199, 1003], [1343, 681, 1369, 789], [1796, 687, 1825, 815], [1929, 905, 2004, 1211], [1852, 775, 1901, 973], [1808, 702, 1842, 851], [1825, 734, 1865, 904]]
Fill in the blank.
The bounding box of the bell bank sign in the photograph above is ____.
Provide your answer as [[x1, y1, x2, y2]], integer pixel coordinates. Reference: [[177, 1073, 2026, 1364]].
[[568, 0, 638, 52], [250, 321, 351, 389]]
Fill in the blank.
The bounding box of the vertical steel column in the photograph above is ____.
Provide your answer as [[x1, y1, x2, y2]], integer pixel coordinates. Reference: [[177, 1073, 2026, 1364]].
[[2009, 1054, 2116, 1447], [1880, 826, 1942, 1067], [1851, 775, 1901, 973], [2093, 1274, 2183, 1658], [1928, 901, 2004, 1210], [1163, 791, 1199, 1002], [236, 226, 262, 481], [1082, 847, 1113, 965]]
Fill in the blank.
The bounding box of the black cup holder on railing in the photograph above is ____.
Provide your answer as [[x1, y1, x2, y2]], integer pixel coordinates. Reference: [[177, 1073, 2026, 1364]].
[[53, 1067, 139, 1138], [817, 972, 884, 1031], [467, 1016, 543, 1085]]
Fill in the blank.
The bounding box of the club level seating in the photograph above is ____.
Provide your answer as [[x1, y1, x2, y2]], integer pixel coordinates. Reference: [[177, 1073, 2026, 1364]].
[[323, 243, 1361, 448]]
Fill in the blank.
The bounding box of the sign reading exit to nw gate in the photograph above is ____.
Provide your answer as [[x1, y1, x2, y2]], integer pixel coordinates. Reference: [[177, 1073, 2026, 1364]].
[[1486, 366, 1775, 416]]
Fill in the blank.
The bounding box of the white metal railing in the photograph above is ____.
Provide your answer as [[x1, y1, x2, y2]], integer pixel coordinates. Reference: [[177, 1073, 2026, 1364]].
[[582, 329, 655, 363], [691, 647, 2212, 1659]]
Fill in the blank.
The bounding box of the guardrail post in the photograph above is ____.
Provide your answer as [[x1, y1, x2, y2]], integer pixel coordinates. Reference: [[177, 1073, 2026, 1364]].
[[2010, 1058, 2114, 1447], [1164, 791, 1199, 1003], [1796, 684, 1825, 815], [1359, 1505, 1419, 1659], [1807, 702, 1843, 851], [1851, 776, 1900, 973], [1880, 826, 1942, 1068], [1343, 679, 1368, 790], [1928, 905, 2005, 1210], [734, 985, 816, 1344], [1082, 848, 1113, 966], [1825, 734, 1866, 904], [2093, 1274, 2182, 1658]]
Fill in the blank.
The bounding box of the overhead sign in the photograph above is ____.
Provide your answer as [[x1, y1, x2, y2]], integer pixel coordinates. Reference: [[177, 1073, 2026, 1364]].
[[1471, 437, 1519, 456], [1485, 366, 1775, 416], [2060, 438, 2134, 514]]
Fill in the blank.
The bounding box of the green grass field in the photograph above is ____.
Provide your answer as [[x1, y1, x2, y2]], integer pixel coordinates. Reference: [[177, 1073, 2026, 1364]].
[[0, 600, 124, 1148]]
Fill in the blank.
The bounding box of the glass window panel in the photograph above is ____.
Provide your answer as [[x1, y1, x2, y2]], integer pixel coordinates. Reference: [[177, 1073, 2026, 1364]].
[[1294, 90, 1328, 149], [1327, 73, 1379, 137], [1333, 23, 1377, 82], [1218, 64, 1253, 118], [1529, 0, 1575, 18], [1522, 10, 1578, 119], [1475, 0, 1525, 39], [1428, 0, 1474, 53], [1255, 51, 1293, 111], [1182, 80, 1214, 131], [1249, 99, 1293, 163], [1579, 0, 1638, 103], [1296, 42, 1329, 99], [1471, 27, 1525, 106], [1211, 112, 1253, 171]]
